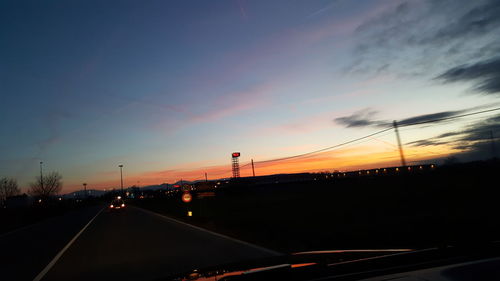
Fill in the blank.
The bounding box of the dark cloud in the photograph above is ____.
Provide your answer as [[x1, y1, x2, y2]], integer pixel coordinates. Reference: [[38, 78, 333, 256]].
[[436, 57, 500, 94], [333, 108, 387, 128], [334, 109, 468, 129], [436, 131, 462, 139], [456, 115, 500, 143], [451, 141, 497, 162], [418, 0, 500, 45], [406, 113, 500, 160], [349, 0, 500, 81], [406, 139, 449, 147], [398, 110, 466, 126], [335, 108, 500, 162]]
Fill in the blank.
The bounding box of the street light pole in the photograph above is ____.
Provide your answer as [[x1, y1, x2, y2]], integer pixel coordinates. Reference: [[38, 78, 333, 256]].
[[119, 165, 124, 195], [83, 183, 87, 198], [39, 161, 44, 190]]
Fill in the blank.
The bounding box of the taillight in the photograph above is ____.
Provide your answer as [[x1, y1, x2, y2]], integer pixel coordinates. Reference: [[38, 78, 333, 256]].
[[110, 204, 114, 208], [121, 203, 125, 207]]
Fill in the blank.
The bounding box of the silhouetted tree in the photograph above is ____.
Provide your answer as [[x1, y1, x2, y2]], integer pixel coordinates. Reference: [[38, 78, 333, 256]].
[[29, 172, 63, 198], [0, 177, 21, 203]]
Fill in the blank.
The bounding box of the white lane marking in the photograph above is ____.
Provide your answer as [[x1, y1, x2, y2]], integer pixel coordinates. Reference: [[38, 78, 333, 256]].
[[135, 206, 282, 256], [32, 208, 104, 281]]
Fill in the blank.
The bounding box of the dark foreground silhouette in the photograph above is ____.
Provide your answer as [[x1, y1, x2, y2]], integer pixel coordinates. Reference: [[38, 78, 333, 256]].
[[133, 160, 500, 253]]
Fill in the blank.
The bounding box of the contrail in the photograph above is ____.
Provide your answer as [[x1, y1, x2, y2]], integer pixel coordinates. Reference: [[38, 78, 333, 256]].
[[306, 0, 343, 19]]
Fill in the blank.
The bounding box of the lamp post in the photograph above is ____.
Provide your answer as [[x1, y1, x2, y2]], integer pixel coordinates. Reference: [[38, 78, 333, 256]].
[[119, 165, 124, 195], [83, 183, 87, 198], [39, 161, 44, 190]]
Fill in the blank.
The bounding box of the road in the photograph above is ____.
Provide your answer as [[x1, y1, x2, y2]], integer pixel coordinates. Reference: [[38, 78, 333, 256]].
[[1, 205, 279, 281]]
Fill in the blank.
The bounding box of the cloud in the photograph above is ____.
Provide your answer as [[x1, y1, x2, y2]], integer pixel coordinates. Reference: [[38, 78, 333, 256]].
[[37, 110, 74, 153], [416, 0, 500, 45], [436, 132, 463, 139], [257, 111, 340, 136], [334, 108, 386, 128], [456, 114, 500, 143], [406, 139, 449, 147], [435, 57, 500, 94], [334, 108, 469, 129], [397, 110, 466, 126], [348, 0, 500, 80], [406, 113, 500, 160], [188, 81, 274, 123]]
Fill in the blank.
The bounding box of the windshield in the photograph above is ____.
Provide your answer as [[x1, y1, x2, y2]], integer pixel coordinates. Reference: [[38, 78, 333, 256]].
[[1, 1, 500, 281]]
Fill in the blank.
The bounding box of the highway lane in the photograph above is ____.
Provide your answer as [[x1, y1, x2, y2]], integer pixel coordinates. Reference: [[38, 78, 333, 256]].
[[41, 206, 280, 281], [0, 205, 103, 281]]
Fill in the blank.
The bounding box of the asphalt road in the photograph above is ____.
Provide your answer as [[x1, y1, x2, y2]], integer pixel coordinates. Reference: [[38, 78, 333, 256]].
[[26, 205, 279, 281]]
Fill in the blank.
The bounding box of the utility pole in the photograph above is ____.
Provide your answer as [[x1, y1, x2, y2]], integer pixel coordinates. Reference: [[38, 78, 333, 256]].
[[39, 161, 44, 190], [119, 164, 124, 195], [205, 172, 208, 182], [393, 120, 407, 167], [251, 159, 256, 177]]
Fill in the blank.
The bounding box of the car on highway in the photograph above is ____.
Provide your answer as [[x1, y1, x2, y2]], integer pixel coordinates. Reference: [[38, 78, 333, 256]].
[[109, 198, 126, 210]]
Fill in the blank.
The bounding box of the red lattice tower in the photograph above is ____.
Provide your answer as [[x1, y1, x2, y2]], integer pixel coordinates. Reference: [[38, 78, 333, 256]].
[[231, 152, 240, 178]]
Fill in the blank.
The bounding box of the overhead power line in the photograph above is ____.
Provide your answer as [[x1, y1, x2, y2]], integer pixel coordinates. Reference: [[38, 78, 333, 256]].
[[254, 106, 500, 165], [176, 106, 500, 181], [256, 127, 394, 164]]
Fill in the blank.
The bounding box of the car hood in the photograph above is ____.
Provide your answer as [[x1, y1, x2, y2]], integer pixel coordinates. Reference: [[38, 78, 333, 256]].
[[157, 243, 500, 281], [156, 249, 414, 281]]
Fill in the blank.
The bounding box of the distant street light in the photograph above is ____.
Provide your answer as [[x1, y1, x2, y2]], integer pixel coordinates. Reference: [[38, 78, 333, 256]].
[[119, 164, 124, 194], [39, 161, 44, 190], [83, 183, 87, 198]]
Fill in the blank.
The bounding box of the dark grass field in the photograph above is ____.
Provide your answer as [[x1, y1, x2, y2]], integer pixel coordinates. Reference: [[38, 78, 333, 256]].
[[134, 160, 500, 253]]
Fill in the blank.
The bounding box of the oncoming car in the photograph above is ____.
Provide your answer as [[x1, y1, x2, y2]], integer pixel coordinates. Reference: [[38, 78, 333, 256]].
[[109, 198, 125, 210]]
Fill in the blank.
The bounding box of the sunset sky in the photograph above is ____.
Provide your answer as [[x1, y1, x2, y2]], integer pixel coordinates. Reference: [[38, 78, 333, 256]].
[[2, 0, 500, 193]]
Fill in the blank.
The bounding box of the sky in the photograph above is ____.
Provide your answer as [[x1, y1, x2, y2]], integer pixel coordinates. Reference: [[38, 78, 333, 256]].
[[1, 0, 500, 193]]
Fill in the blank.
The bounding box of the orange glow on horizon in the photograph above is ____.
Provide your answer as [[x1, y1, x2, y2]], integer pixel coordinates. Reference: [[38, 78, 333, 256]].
[[65, 142, 458, 192]]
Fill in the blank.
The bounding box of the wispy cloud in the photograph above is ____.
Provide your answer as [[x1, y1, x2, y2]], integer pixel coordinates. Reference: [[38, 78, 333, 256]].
[[348, 0, 500, 81], [405, 113, 500, 160], [397, 110, 466, 126], [188, 82, 273, 123], [334, 108, 384, 128], [254, 111, 339, 137], [334, 105, 498, 129], [186, 2, 393, 100], [406, 139, 451, 148], [37, 110, 74, 154], [237, 0, 248, 20], [436, 57, 500, 95]]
